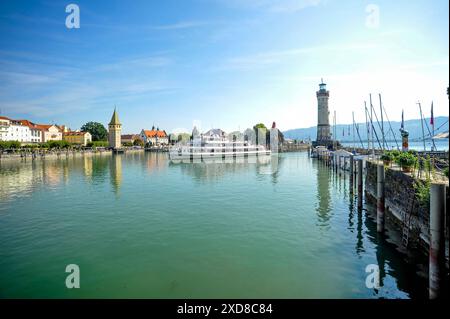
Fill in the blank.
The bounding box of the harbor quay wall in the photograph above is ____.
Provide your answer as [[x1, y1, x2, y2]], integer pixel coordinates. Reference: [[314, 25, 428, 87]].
[[279, 143, 310, 152], [0, 148, 145, 162], [364, 160, 449, 254]]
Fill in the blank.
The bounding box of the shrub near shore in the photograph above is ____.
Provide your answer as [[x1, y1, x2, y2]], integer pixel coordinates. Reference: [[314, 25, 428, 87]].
[[0, 141, 21, 149], [0, 140, 72, 150]]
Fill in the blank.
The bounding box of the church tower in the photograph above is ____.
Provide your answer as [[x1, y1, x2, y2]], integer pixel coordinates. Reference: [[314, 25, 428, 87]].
[[316, 79, 331, 144], [108, 108, 122, 149]]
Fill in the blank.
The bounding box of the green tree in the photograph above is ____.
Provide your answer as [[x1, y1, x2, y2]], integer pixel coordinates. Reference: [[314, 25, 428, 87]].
[[81, 122, 108, 141], [0, 141, 21, 149], [133, 138, 144, 147], [253, 123, 267, 131], [253, 123, 268, 145], [46, 140, 72, 149], [176, 133, 190, 143]]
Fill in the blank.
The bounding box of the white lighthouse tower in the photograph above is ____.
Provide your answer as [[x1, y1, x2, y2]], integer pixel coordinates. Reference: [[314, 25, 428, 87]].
[[315, 79, 331, 146]]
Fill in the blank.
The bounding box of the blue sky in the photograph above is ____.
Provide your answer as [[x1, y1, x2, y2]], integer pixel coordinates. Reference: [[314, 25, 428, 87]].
[[0, 0, 448, 134]]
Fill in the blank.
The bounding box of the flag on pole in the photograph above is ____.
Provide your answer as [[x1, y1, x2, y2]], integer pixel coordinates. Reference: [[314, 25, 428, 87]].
[[401, 110, 404, 130], [430, 101, 434, 126], [348, 125, 350, 136], [342, 127, 345, 137]]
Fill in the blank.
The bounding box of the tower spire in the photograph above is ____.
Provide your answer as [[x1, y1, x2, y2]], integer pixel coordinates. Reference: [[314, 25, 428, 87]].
[[108, 107, 122, 149], [109, 107, 120, 125]]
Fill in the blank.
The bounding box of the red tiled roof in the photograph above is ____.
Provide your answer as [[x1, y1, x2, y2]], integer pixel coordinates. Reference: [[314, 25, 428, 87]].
[[17, 119, 39, 128], [143, 130, 167, 138], [0, 117, 62, 131], [36, 124, 52, 130]]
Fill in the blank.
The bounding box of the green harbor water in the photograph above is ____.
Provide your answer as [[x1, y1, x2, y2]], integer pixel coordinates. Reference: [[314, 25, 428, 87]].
[[0, 152, 427, 298]]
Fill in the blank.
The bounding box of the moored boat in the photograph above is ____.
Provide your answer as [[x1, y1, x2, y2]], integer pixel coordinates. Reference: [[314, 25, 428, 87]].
[[169, 134, 271, 162]]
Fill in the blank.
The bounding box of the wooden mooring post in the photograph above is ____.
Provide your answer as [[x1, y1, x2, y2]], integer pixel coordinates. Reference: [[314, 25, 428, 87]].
[[349, 155, 354, 193], [377, 164, 385, 233], [429, 182, 446, 299], [357, 159, 363, 210]]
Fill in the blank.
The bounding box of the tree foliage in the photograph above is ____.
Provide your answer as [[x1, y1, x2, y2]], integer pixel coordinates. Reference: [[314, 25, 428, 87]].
[[86, 141, 109, 148], [133, 138, 144, 147], [81, 122, 108, 141], [42, 140, 72, 149], [0, 140, 21, 149], [253, 123, 267, 131]]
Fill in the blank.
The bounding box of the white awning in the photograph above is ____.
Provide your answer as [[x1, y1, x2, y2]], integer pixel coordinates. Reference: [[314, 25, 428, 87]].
[[433, 131, 449, 139]]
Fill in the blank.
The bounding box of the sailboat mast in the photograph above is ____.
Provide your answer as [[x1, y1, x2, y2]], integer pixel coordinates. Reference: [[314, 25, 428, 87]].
[[379, 94, 385, 151], [333, 110, 337, 150], [364, 101, 369, 151], [352, 111, 356, 152], [417, 101, 427, 151], [382, 103, 400, 151], [431, 102, 435, 151], [369, 94, 375, 157]]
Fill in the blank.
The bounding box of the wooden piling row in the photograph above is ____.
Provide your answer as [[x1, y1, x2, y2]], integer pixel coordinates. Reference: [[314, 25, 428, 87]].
[[313, 150, 448, 299]]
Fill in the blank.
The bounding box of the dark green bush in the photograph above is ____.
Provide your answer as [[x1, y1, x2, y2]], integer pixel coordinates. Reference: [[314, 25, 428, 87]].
[[0, 141, 21, 149], [414, 179, 430, 208], [395, 152, 417, 170], [380, 151, 394, 162]]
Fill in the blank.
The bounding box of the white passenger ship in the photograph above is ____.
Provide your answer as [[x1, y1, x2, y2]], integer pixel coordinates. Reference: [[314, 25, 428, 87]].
[[169, 129, 271, 162]]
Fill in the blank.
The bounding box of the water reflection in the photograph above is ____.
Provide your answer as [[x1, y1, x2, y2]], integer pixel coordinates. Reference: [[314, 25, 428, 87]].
[[83, 156, 93, 178], [258, 154, 285, 185], [174, 155, 278, 183], [314, 160, 332, 226], [110, 155, 122, 195], [143, 152, 167, 174], [360, 206, 428, 298], [336, 167, 428, 298], [0, 158, 69, 204], [356, 206, 365, 255], [90, 156, 109, 184]]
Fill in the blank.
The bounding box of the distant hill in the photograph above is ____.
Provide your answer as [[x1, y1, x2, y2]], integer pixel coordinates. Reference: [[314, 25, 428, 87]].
[[283, 116, 449, 142]]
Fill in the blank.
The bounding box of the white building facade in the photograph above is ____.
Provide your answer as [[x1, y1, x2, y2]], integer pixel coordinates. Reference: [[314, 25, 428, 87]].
[[40, 125, 62, 142], [0, 116, 63, 144], [0, 117, 41, 143], [140, 128, 169, 146]]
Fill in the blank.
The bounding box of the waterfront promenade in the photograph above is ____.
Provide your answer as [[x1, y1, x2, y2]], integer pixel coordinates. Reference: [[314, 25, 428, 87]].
[[0, 147, 145, 162]]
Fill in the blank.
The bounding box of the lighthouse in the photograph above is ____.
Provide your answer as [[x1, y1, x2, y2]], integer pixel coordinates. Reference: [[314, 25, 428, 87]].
[[315, 79, 331, 146]]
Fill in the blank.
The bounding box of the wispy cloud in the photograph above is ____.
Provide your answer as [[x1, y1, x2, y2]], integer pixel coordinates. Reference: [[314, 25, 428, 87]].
[[0, 70, 57, 85], [151, 20, 210, 30], [95, 56, 172, 72], [214, 0, 323, 13], [0, 50, 177, 118], [269, 0, 322, 13], [80, 20, 211, 33], [212, 43, 377, 71]]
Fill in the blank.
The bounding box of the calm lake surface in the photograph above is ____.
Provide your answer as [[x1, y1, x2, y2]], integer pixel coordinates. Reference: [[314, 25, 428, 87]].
[[0, 152, 427, 298]]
